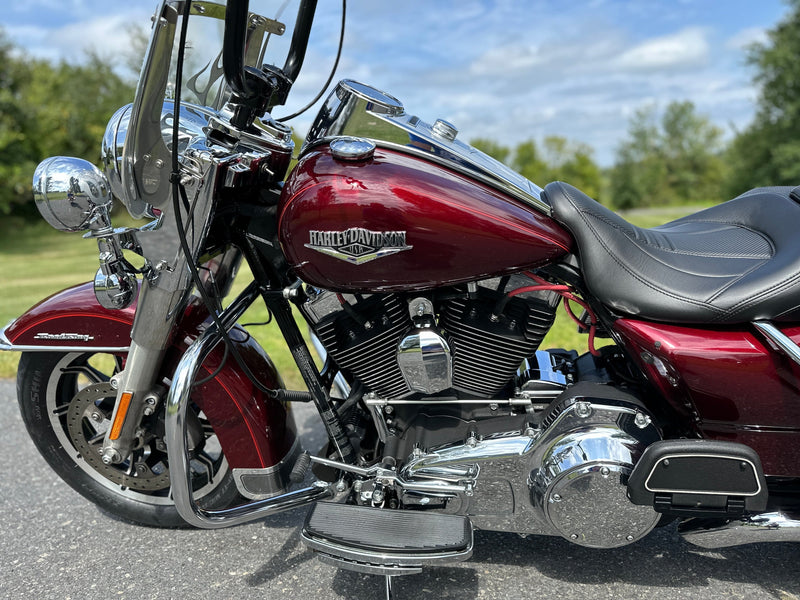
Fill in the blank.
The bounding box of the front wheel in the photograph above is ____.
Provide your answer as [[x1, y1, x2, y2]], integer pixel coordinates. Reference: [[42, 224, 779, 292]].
[[16, 351, 240, 527]]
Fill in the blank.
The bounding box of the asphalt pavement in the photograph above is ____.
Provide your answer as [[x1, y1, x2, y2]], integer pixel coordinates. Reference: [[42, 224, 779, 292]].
[[2, 377, 800, 600]]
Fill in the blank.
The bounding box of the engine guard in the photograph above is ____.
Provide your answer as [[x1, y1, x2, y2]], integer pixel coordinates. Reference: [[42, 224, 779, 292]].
[[1, 282, 297, 498]]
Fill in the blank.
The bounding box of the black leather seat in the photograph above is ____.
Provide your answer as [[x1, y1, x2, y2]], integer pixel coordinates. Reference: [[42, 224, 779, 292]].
[[543, 181, 800, 324]]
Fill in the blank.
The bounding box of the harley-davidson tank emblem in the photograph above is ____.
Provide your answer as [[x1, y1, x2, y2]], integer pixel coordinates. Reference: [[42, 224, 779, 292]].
[[305, 228, 412, 265]]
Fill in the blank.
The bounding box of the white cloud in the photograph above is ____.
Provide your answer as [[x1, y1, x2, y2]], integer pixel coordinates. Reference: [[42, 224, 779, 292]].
[[725, 26, 768, 51], [6, 11, 151, 67], [616, 27, 710, 71], [2, 0, 779, 169]]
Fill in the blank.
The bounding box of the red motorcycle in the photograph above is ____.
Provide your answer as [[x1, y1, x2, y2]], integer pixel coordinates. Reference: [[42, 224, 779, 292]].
[[3, 0, 799, 595]]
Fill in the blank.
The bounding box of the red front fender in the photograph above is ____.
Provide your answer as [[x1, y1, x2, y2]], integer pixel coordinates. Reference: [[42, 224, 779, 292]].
[[2, 282, 295, 476]]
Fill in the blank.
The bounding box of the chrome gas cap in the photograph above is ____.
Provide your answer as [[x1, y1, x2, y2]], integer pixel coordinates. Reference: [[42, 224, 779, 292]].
[[330, 136, 376, 162]]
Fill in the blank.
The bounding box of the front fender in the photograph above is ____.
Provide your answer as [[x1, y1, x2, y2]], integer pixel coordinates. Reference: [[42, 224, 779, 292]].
[[2, 283, 135, 351], [3, 282, 295, 489]]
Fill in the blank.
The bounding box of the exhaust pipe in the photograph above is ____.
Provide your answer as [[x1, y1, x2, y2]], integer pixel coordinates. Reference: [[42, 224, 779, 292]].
[[679, 512, 800, 548]]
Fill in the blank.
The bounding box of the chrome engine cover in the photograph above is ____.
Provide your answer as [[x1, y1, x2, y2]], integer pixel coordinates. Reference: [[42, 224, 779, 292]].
[[398, 385, 661, 548], [528, 403, 661, 548]]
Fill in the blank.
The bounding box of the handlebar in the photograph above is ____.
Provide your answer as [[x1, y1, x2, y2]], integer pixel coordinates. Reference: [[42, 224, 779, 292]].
[[223, 0, 318, 112]]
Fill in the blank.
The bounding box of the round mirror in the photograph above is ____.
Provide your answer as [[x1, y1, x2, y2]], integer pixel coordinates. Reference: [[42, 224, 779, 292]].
[[32, 156, 112, 232]]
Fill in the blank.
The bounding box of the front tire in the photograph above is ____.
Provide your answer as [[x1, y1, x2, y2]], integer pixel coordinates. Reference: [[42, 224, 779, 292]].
[[17, 351, 240, 527]]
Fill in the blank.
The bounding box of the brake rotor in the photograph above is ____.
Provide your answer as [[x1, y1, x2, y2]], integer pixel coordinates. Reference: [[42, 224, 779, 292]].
[[66, 382, 171, 492]]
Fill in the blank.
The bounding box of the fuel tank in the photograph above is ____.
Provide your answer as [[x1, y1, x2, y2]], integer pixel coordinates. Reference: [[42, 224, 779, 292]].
[[278, 145, 573, 292]]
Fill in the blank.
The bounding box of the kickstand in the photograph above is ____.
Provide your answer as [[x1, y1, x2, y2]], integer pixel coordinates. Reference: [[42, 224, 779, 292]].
[[385, 575, 394, 600]]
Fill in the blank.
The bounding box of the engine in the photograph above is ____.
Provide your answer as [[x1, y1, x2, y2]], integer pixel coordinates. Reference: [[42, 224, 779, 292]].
[[302, 277, 558, 400], [300, 277, 663, 548]]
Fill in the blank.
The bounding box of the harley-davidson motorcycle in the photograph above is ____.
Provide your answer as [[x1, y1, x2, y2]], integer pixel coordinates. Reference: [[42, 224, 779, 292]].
[[3, 0, 800, 595]]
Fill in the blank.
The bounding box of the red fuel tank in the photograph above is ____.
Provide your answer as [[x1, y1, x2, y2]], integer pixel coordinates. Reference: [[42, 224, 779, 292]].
[[278, 146, 573, 292]]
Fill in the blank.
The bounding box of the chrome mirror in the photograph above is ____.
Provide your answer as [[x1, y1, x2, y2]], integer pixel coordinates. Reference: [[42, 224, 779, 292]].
[[32, 156, 113, 233]]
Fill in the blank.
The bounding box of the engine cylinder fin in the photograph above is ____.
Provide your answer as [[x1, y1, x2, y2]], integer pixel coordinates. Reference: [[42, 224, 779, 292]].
[[311, 294, 413, 398], [441, 293, 556, 397]]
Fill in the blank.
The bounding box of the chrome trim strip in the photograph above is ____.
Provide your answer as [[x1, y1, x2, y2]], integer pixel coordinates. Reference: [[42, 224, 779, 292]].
[[364, 397, 534, 406], [0, 344, 131, 353], [231, 437, 301, 500], [377, 139, 550, 215], [301, 532, 474, 569], [165, 284, 333, 528], [679, 512, 800, 548], [0, 324, 129, 353], [753, 321, 800, 367], [310, 136, 552, 215], [303, 80, 551, 215], [643, 453, 762, 497]]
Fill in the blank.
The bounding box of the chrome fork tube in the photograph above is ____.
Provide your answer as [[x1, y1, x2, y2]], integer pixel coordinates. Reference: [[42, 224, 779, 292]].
[[100, 268, 192, 464], [165, 283, 332, 528]]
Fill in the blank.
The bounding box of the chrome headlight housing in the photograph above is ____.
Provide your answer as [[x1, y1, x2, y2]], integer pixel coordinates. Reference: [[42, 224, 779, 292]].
[[100, 103, 132, 211], [32, 156, 112, 232], [100, 101, 212, 220]]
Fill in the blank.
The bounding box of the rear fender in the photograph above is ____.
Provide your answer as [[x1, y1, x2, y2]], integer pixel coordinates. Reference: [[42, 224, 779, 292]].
[[2, 282, 296, 494]]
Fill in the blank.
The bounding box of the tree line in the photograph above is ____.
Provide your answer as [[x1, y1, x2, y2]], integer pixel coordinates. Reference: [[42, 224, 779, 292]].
[[0, 34, 134, 218], [1, 0, 798, 217]]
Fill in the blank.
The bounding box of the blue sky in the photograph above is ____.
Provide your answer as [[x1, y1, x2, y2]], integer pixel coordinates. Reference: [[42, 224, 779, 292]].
[[2, 1, 791, 168]]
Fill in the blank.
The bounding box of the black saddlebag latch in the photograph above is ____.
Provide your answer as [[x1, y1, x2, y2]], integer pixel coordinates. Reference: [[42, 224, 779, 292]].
[[627, 439, 768, 517], [301, 501, 473, 576]]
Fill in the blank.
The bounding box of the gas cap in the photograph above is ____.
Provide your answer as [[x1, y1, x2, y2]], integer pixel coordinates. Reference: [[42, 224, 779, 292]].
[[330, 136, 376, 162], [432, 119, 458, 141]]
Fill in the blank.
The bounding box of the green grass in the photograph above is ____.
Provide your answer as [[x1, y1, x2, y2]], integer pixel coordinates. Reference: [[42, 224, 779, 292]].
[[0, 204, 710, 384]]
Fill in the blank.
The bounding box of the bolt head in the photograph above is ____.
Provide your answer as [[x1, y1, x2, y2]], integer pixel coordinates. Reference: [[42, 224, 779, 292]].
[[570, 533, 579, 540], [600, 466, 610, 477], [574, 401, 592, 418]]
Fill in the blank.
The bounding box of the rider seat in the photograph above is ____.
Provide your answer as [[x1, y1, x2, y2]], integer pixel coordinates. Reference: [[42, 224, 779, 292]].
[[543, 182, 800, 324]]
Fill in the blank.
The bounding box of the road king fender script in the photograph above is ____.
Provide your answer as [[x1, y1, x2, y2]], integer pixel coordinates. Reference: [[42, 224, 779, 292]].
[[305, 227, 412, 265]]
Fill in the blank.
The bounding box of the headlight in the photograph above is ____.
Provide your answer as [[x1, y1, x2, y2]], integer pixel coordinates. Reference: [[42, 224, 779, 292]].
[[100, 103, 132, 210], [100, 101, 212, 220], [32, 156, 112, 232]]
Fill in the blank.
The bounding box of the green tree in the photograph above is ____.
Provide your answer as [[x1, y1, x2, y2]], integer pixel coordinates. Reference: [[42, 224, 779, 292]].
[[539, 136, 603, 199], [0, 32, 134, 216], [511, 139, 547, 183], [609, 101, 725, 209], [510, 137, 603, 199], [726, 0, 800, 194]]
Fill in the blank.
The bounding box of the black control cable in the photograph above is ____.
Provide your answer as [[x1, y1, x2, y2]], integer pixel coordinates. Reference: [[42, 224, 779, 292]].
[[171, 0, 279, 398], [277, 0, 345, 122]]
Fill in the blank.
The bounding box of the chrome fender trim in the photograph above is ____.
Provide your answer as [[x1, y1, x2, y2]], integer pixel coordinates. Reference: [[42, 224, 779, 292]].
[[1, 324, 129, 353]]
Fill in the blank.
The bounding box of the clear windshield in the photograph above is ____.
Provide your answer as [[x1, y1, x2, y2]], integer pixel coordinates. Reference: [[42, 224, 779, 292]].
[[111, 0, 296, 219], [166, 1, 290, 113]]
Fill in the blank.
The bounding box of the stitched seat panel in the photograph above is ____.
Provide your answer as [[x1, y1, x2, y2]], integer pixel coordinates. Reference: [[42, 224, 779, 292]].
[[544, 182, 800, 324]]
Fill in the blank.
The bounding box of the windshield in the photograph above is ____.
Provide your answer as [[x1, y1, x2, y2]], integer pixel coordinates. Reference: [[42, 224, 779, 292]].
[[109, 0, 303, 219], [166, 1, 288, 112]]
